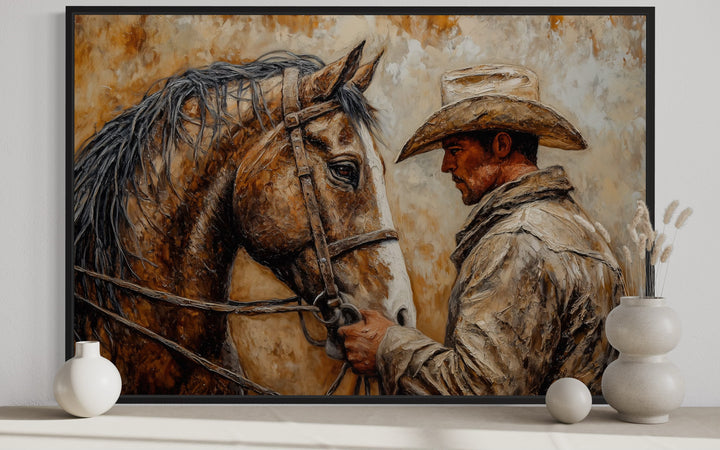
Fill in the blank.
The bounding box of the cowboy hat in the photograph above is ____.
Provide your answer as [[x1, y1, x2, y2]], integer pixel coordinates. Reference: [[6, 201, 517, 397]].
[[396, 64, 587, 163]]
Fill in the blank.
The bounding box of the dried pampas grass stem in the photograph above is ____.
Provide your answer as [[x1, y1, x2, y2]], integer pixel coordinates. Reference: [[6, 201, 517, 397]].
[[574, 214, 596, 234], [624, 200, 692, 298], [622, 245, 632, 263], [660, 245, 673, 263], [675, 207, 693, 229], [595, 221, 611, 243], [651, 233, 667, 265], [638, 233, 648, 260], [663, 200, 679, 225]]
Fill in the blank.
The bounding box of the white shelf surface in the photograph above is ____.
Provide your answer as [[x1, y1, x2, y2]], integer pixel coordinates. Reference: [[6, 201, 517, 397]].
[[0, 405, 718, 449]]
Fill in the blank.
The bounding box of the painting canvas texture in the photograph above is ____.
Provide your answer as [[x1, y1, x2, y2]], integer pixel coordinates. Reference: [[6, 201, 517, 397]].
[[70, 11, 648, 399]]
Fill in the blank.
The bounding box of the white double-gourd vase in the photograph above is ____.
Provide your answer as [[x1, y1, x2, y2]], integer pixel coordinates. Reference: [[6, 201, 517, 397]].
[[602, 297, 684, 424], [54, 341, 122, 418]]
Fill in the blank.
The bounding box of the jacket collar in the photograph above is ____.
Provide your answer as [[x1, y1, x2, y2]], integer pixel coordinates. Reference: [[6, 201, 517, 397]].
[[451, 165, 574, 267]]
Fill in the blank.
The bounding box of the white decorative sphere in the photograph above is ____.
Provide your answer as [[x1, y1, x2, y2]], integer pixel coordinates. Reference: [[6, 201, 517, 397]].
[[54, 341, 122, 418], [545, 377, 592, 424]]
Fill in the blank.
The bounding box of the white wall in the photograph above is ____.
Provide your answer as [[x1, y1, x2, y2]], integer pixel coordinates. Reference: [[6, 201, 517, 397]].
[[1, 0, 718, 406]]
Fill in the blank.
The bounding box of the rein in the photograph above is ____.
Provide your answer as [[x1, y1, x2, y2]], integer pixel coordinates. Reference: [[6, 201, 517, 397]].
[[73, 67, 397, 396]]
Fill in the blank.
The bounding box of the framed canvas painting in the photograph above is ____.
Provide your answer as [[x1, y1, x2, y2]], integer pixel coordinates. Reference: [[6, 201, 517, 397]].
[[67, 7, 653, 402]]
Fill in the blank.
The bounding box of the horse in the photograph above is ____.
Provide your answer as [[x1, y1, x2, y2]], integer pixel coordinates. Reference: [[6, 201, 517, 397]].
[[73, 42, 417, 396]]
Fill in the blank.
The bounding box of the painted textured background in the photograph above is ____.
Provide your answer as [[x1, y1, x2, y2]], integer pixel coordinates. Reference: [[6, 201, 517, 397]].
[[74, 14, 646, 394]]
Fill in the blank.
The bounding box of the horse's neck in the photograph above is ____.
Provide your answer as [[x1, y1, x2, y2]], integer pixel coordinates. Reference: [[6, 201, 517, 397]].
[[123, 77, 283, 301], [123, 156, 237, 301]]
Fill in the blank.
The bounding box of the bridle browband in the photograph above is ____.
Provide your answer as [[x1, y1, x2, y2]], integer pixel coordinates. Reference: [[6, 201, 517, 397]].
[[73, 67, 399, 395]]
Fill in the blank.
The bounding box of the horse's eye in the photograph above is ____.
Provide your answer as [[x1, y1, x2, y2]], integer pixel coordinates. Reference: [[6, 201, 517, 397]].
[[328, 161, 359, 189]]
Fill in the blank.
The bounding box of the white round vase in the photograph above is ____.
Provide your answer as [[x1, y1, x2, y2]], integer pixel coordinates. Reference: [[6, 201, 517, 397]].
[[601, 297, 684, 424], [54, 341, 122, 418]]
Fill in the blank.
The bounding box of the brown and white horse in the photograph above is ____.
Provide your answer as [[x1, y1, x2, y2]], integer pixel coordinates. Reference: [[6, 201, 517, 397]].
[[73, 42, 416, 395]]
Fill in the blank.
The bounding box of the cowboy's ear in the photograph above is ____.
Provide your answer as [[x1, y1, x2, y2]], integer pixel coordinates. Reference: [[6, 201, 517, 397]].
[[493, 132, 513, 159], [299, 41, 365, 104], [349, 49, 384, 92]]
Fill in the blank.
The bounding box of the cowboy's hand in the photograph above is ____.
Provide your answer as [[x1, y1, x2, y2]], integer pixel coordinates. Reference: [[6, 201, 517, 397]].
[[338, 310, 394, 375]]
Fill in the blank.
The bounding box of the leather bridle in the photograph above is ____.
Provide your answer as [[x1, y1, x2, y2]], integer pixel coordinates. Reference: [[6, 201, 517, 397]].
[[73, 67, 399, 395], [281, 66, 398, 329]]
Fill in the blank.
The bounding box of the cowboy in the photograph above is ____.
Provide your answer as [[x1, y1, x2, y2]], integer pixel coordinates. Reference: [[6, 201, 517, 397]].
[[339, 64, 624, 395]]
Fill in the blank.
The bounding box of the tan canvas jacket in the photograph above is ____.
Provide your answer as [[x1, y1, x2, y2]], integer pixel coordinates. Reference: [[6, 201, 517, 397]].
[[377, 166, 624, 395]]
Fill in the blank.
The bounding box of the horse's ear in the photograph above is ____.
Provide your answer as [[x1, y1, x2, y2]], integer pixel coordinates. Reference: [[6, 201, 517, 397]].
[[300, 41, 365, 103], [350, 49, 384, 92]]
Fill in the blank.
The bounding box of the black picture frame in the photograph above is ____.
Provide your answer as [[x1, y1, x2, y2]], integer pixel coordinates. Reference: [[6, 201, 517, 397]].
[[67, 6, 654, 404]]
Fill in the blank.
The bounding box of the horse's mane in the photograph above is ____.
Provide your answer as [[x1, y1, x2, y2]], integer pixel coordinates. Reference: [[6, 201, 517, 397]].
[[74, 51, 379, 302]]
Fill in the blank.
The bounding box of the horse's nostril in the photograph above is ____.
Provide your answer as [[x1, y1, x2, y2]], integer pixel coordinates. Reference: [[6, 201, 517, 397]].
[[396, 308, 409, 327]]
